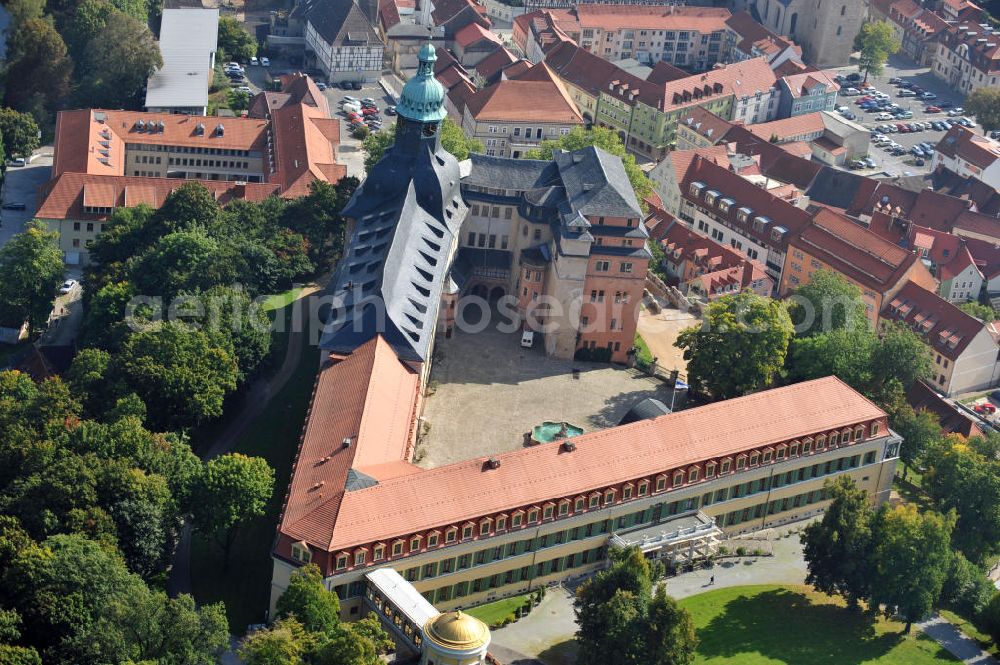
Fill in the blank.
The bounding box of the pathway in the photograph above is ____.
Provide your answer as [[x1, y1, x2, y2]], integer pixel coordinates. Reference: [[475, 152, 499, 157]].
[[166, 289, 318, 597], [918, 616, 999, 665]]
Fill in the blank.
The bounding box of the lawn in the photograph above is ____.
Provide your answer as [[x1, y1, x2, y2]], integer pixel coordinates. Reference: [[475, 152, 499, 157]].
[[678, 585, 959, 664], [190, 320, 319, 632], [466, 592, 534, 626], [261, 287, 304, 313], [634, 334, 654, 365]]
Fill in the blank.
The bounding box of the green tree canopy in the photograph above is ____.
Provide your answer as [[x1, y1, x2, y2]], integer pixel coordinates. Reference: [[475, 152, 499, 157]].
[[0, 220, 65, 333], [966, 87, 1000, 133], [0, 108, 40, 158], [132, 229, 233, 302], [62, 0, 115, 60], [238, 617, 310, 665], [275, 564, 341, 634], [787, 269, 867, 336], [190, 453, 274, 563], [217, 15, 257, 62], [675, 291, 794, 400], [4, 17, 74, 125], [854, 21, 900, 83], [892, 406, 941, 470], [79, 12, 163, 109], [525, 126, 652, 206], [957, 300, 997, 321], [801, 476, 875, 608], [870, 504, 955, 633], [115, 321, 239, 429]]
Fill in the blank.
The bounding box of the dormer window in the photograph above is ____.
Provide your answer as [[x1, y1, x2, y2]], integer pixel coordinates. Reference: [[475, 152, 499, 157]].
[[373, 543, 385, 561], [672, 470, 685, 487], [737, 207, 752, 223], [705, 190, 719, 205], [688, 466, 700, 482], [720, 457, 732, 474], [870, 422, 881, 437], [291, 541, 312, 564], [736, 454, 747, 471], [718, 198, 734, 213], [690, 181, 705, 197], [638, 480, 650, 496], [575, 496, 586, 512], [762, 448, 773, 463], [705, 461, 717, 478], [749, 451, 760, 466], [589, 492, 601, 508]]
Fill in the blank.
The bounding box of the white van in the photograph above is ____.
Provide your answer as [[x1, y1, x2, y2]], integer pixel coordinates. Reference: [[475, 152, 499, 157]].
[[520, 331, 535, 348]]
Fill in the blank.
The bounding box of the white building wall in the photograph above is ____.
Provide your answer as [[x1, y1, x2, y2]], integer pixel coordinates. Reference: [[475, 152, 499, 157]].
[[943, 328, 1000, 395]]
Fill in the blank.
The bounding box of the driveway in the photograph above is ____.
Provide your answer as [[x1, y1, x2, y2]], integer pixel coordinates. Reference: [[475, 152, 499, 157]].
[[636, 303, 699, 376], [1, 152, 52, 247]]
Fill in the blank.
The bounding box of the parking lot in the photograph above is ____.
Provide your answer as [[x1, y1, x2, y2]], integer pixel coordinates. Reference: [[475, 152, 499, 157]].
[[830, 55, 972, 177], [323, 80, 398, 178], [0, 153, 52, 248]]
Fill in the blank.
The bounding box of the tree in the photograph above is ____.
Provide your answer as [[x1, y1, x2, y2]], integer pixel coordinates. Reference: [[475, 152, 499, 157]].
[[958, 299, 997, 321], [982, 592, 1000, 646], [940, 551, 994, 619], [361, 117, 481, 173], [311, 626, 381, 665], [675, 292, 793, 400], [575, 547, 692, 665], [923, 436, 1000, 564], [280, 180, 345, 264], [65, 347, 120, 417], [151, 182, 222, 236], [854, 21, 900, 83], [870, 505, 955, 633], [217, 16, 257, 62], [239, 618, 309, 665], [62, 0, 115, 60], [892, 407, 940, 471], [870, 321, 932, 394], [275, 564, 341, 634], [801, 476, 875, 608], [196, 285, 272, 382], [788, 326, 876, 391], [79, 281, 136, 351], [79, 13, 163, 109], [966, 87, 1000, 133], [3, 18, 73, 125], [642, 587, 698, 665], [6, 0, 45, 28], [787, 269, 867, 336], [115, 322, 239, 429], [525, 126, 652, 206], [132, 229, 233, 302], [0, 108, 40, 158], [190, 453, 274, 564], [0, 221, 65, 334]]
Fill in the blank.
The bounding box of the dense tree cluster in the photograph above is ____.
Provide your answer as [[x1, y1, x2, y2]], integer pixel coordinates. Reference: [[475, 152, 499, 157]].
[[239, 565, 393, 665], [802, 477, 997, 635], [575, 547, 697, 665]]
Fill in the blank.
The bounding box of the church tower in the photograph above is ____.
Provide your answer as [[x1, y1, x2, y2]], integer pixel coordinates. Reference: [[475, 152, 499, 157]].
[[320, 43, 467, 371]]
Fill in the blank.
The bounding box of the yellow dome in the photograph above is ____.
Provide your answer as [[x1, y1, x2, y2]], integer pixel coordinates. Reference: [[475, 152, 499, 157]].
[[423, 611, 490, 650]]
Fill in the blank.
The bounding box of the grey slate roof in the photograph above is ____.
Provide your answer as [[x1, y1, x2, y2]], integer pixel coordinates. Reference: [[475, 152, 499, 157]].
[[618, 398, 670, 425], [805, 167, 869, 211], [297, 0, 380, 46], [144, 8, 219, 110], [554, 147, 643, 219], [463, 153, 553, 192], [320, 124, 466, 363]]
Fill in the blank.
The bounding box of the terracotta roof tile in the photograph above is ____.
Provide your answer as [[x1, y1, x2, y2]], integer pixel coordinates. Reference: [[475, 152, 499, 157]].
[[749, 113, 825, 142], [575, 4, 730, 32], [454, 21, 501, 49], [883, 280, 990, 360], [464, 62, 583, 123]]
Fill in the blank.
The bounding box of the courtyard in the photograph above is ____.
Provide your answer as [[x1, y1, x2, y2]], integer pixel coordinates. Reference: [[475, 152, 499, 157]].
[[416, 322, 675, 469]]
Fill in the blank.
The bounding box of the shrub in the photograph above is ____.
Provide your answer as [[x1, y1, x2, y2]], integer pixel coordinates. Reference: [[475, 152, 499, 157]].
[[736, 546, 747, 557], [352, 125, 370, 139], [718, 546, 729, 556]]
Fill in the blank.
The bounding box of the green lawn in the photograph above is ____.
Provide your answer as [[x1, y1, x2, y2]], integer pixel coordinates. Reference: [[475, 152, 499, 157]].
[[261, 287, 304, 313], [940, 610, 999, 658], [190, 324, 319, 632], [465, 592, 533, 626], [678, 585, 959, 664], [634, 334, 654, 365]]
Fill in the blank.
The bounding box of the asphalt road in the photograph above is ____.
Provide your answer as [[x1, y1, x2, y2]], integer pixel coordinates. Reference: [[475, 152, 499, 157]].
[[829, 55, 971, 177], [0, 153, 52, 247]]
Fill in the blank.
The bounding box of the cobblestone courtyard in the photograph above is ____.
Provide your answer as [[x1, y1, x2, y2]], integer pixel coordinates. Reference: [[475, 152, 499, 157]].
[[416, 324, 674, 469]]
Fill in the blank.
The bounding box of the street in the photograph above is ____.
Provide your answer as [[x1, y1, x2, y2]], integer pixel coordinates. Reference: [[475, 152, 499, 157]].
[[830, 54, 971, 177], [0, 153, 52, 246]]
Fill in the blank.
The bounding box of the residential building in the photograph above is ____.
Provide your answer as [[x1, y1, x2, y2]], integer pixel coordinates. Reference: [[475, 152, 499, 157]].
[[932, 21, 1000, 95], [512, 9, 579, 63], [883, 280, 1000, 395], [431, 0, 491, 41], [649, 144, 733, 215], [453, 22, 503, 67], [674, 106, 736, 150], [41, 74, 345, 263], [779, 207, 937, 324], [909, 224, 983, 302], [749, 111, 869, 166], [650, 207, 775, 298], [776, 70, 839, 117], [287, 0, 384, 83], [906, 379, 985, 438], [458, 62, 584, 158], [460, 146, 649, 363], [890, 0, 949, 65], [724, 10, 803, 69], [145, 8, 219, 115], [678, 153, 812, 282], [933, 125, 1000, 191], [271, 368, 901, 618], [752, 0, 866, 67]]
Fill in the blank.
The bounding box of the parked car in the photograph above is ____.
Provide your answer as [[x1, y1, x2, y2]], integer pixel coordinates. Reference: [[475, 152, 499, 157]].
[[876, 112, 894, 121], [947, 108, 963, 116], [237, 86, 252, 94], [889, 76, 902, 84], [896, 111, 913, 119], [925, 106, 942, 113], [385, 105, 397, 115], [975, 402, 997, 415], [316, 82, 327, 90], [342, 95, 359, 104], [7, 157, 25, 167], [846, 72, 862, 82], [250, 56, 259, 66], [896, 123, 910, 132], [921, 92, 938, 100], [960, 117, 977, 127], [261, 57, 270, 67], [911, 146, 925, 157], [842, 87, 861, 96], [899, 80, 914, 88], [898, 89, 917, 97], [841, 111, 857, 120], [864, 157, 877, 168], [58, 279, 78, 294], [990, 130, 1000, 139], [915, 158, 926, 166], [938, 101, 953, 108], [361, 107, 379, 116]]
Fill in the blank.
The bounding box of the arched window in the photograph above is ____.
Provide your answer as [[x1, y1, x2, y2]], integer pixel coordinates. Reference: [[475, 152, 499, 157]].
[[790, 12, 798, 34]]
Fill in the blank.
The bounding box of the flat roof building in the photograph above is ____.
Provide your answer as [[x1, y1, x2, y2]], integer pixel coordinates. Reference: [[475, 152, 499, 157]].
[[145, 8, 220, 115]]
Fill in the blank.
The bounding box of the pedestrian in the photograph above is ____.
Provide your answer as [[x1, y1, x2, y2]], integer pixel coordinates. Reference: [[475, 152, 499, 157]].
[[710, 575, 715, 585]]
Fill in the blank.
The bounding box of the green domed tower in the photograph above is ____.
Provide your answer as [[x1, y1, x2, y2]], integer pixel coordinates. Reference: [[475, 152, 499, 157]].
[[393, 42, 448, 153]]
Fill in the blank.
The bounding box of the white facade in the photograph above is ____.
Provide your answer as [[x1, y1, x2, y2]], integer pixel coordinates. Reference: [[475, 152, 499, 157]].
[[942, 263, 984, 303], [929, 327, 1000, 395], [306, 22, 384, 82], [932, 147, 1000, 191]]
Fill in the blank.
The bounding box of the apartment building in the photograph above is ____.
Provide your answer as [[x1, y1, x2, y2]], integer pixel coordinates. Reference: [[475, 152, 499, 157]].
[[933, 125, 1000, 191], [779, 208, 937, 324], [460, 147, 649, 363], [933, 21, 1000, 95], [272, 371, 901, 618], [458, 62, 584, 158], [883, 280, 1000, 395], [290, 0, 384, 83], [776, 70, 839, 117], [724, 10, 803, 68]]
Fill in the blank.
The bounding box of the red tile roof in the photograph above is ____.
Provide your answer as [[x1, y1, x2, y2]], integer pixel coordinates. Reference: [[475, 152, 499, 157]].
[[883, 280, 991, 360], [791, 207, 920, 293], [464, 61, 583, 124], [677, 107, 736, 143], [724, 10, 797, 61], [312, 376, 884, 552], [575, 4, 730, 32], [936, 124, 1000, 170], [36, 172, 279, 221], [454, 22, 501, 49], [781, 69, 840, 98], [474, 47, 517, 81], [748, 113, 825, 142]]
